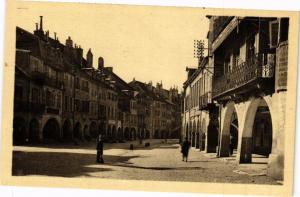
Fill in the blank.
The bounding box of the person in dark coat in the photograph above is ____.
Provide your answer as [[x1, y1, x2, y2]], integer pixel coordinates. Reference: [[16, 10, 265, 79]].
[[181, 137, 191, 162], [96, 134, 104, 163]]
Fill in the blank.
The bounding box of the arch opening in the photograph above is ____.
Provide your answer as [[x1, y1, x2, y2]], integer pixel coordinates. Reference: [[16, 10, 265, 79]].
[[74, 122, 82, 140], [89, 121, 98, 138], [240, 98, 272, 163], [13, 117, 27, 145], [219, 103, 238, 157], [29, 119, 40, 143], [62, 119, 72, 141], [43, 118, 60, 141]]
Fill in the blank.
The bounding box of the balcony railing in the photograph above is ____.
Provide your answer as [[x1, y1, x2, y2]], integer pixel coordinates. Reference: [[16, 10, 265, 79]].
[[31, 71, 64, 89], [46, 107, 60, 115], [199, 92, 212, 110], [44, 77, 64, 89], [212, 53, 274, 99], [31, 71, 46, 85]]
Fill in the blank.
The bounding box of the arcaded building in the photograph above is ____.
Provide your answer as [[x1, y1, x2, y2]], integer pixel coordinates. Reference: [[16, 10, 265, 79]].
[[208, 16, 289, 180], [182, 56, 219, 153], [13, 16, 182, 145]]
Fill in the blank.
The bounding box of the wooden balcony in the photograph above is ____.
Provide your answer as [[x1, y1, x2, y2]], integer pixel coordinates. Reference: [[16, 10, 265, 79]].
[[212, 53, 275, 101]]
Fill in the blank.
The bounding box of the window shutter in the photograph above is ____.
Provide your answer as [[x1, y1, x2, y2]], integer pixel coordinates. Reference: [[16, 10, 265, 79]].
[[269, 20, 279, 48]]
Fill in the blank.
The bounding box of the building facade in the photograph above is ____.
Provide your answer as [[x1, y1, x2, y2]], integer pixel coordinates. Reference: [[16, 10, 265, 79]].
[[181, 16, 289, 180], [13, 16, 181, 145]]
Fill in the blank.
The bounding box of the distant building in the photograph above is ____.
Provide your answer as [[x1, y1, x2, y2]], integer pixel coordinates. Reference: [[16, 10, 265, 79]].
[[13, 16, 182, 145], [130, 80, 181, 139]]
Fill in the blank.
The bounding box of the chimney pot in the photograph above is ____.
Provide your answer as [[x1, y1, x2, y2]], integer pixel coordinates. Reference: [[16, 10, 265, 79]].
[[98, 57, 104, 70], [39, 16, 43, 31]]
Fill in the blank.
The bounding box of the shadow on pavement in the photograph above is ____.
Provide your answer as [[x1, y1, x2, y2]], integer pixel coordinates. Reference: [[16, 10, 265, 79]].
[[12, 150, 139, 177], [188, 160, 214, 163], [105, 164, 205, 171]]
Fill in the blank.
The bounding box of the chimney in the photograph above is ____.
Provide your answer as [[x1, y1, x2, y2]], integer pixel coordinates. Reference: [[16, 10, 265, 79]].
[[54, 32, 57, 40], [45, 30, 49, 40], [35, 23, 38, 31], [39, 16, 43, 31], [98, 57, 104, 70], [86, 49, 93, 67], [66, 36, 73, 47]]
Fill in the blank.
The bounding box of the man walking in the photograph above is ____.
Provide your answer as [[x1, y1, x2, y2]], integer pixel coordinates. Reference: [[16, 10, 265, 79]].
[[181, 137, 191, 162], [96, 134, 104, 163]]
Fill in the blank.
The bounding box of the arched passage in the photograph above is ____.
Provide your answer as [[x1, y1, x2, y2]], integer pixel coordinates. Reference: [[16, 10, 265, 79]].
[[83, 124, 89, 140], [89, 121, 98, 138], [191, 121, 196, 147], [154, 130, 160, 139], [161, 130, 165, 139], [195, 120, 200, 149], [43, 118, 60, 141], [62, 119, 72, 141], [185, 123, 189, 139], [189, 122, 192, 142], [207, 113, 220, 153], [124, 127, 130, 140], [112, 126, 116, 139], [98, 122, 106, 136], [74, 122, 82, 140], [117, 127, 123, 139], [201, 119, 207, 151], [29, 118, 40, 143], [131, 128, 136, 140], [219, 103, 238, 156], [13, 117, 27, 145], [107, 126, 112, 138], [240, 98, 273, 163], [146, 130, 150, 139]]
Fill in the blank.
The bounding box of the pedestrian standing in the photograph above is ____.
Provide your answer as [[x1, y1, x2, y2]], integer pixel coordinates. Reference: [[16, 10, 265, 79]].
[[96, 134, 104, 163], [181, 137, 191, 162]]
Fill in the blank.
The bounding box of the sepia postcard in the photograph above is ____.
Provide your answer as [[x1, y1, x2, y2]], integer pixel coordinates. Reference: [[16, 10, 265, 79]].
[[1, 0, 299, 196]]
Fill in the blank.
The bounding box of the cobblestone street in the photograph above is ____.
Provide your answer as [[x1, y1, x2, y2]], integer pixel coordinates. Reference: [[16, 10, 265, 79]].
[[12, 140, 280, 185]]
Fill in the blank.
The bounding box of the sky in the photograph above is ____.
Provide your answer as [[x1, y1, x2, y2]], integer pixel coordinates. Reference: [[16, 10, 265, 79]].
[[15, 2, 209, 91]]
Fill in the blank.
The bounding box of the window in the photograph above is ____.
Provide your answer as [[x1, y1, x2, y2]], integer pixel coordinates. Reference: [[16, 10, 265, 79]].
[[57, 94, 61, 108], [75, 99, 80, 111], [75, 77, 80, 89], [70, 97, 73, 111], [279, 18, 289, 42], [64, 96, 68, 111], [32, 88, 40, 104]]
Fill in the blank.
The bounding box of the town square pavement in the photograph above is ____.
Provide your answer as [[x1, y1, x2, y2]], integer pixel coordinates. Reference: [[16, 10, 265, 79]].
[[12, 139, 280, 185]]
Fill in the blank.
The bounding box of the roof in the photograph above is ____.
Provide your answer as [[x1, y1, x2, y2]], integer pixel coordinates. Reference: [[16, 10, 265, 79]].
[[183, 56, 209, 88]]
